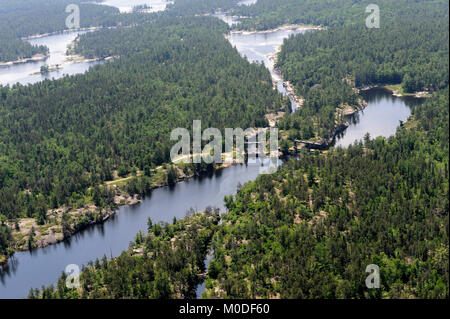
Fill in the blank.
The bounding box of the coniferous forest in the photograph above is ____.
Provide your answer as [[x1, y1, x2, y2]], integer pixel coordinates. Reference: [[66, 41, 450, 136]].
[[31, 89, 449, 299], [0, 0, 448, 300], [0, 15, 283, 227]]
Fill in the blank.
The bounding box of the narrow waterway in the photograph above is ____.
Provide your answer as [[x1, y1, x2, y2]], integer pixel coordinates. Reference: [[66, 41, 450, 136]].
[[0, 1, 174, 87], [226, 27, 312, 112]]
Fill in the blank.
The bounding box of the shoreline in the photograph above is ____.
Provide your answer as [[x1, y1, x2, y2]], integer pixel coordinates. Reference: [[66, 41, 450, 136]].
[[20, 26, 105, 41], [0, 53, 48, 67], [65, 33, 119, 64], [64, 54, 117, 64], [359, 85, 431, 98], [0, 158, 256, 267], [268, 43, 305, 111], [0, 26, 114, 70], [298, 85, 425, 151]]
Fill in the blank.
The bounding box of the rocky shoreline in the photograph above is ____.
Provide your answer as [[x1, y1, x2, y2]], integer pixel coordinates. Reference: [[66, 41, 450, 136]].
[[0, 53, 48, 67], [360, 85, 430, 98], [20, 26, 104, 41], [0, 159, 250, 267], [267, 43, 307, 112]]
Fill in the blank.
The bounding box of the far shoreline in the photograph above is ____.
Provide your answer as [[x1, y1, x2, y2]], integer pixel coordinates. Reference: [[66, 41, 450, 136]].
[[230, 24, 322, 35]]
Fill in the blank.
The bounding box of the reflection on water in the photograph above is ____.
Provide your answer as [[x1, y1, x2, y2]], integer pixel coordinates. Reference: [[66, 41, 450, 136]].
[[0, 31, 104, 87], [334, 87, 425, 148], [196, 249, 214, 299]]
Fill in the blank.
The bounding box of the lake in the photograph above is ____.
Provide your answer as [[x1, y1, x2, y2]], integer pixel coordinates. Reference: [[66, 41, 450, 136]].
[[0, 31, 104, 87]]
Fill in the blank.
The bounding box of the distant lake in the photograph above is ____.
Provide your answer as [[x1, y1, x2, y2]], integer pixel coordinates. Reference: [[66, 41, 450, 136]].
[[238, 0, 258, 6], [0, 31, 105, 87], [100, 0, 173, 13], [0, 1, 176, 87]]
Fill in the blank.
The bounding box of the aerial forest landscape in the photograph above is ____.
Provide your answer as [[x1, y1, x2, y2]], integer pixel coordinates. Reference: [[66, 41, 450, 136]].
[[0, 0, 448, 308]]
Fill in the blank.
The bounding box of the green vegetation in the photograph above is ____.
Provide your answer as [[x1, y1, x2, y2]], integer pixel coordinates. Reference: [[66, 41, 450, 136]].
[[166, 0, 240, 16], [0, 0, 123, 62], [0, 219, 13, 261], [233, 0, 448, 30], [31, 90, 449, 299], [205, 89, 449, 299], [1, 0, 447, 299], [277, 4, 448, 141], [0, 16, 284, 256]]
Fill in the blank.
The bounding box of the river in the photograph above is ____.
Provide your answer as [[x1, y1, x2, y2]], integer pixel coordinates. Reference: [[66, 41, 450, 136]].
[[0, 10, 424, 299], [226, 27, 312, 112], [0, 159, 273, 298]]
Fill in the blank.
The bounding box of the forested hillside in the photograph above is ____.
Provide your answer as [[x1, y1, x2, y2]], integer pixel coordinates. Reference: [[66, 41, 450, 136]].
[[0, 16, 285, 259], [0, 0, 162, 63], [31, 89, 449, 299], [233, 0, 448, 30], [1, 0, 448, 300], [0, 0, 246, 63], [204, 91, 448, 298], [166, 0, 239, 16], [276, 3, 448, 142]]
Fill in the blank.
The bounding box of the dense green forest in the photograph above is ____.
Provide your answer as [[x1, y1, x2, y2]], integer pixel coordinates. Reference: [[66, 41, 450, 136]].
[[276, 7, 448, 141], [233, 0, 449, 30], [1, 0, 448, 299], [0, 16, 284, 258], [204, 90, 448, 298], [0, 0, 246, 62], [31, 89, 449, 298], [166, 0, 239, 16]]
